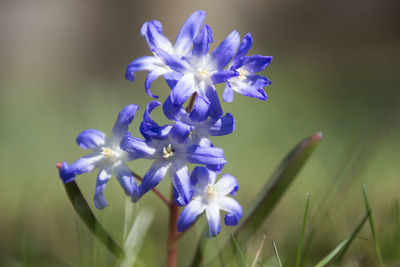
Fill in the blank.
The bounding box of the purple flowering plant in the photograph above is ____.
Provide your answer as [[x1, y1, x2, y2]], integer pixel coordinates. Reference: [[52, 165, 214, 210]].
[[57, 10, 321, 266]]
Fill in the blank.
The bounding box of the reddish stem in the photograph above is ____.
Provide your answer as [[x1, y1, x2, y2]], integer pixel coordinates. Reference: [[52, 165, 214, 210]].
[[131, 171, 170, 207], [185, 92, 197, 113], [167, 188, 180, 267]]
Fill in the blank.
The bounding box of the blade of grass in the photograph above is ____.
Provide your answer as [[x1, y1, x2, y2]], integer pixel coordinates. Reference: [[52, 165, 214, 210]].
[[272, 240, 283, 267], [251, 234, 266, 267], [335, 212, 369, 264], [314, 238, 349, 267], [295, 193, 311, 267], [232, 233, 247, 267], [63, 180, 125, 259], [362, 183, 383, 265]]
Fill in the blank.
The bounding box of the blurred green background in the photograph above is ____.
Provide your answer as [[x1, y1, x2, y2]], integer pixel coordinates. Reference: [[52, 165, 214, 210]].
[[1, 0, 399, 266]]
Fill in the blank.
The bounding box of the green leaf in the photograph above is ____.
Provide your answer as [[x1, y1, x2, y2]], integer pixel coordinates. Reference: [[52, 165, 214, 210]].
[[190, 132, 322, 267], [295, 193, 311, 267], [314, 239, 349, 267], [362, 184, 383, 265], [63, 180, 125, 259]]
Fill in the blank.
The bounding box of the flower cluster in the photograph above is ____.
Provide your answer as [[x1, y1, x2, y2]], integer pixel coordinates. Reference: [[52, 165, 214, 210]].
[[59, 10, 271, 237]]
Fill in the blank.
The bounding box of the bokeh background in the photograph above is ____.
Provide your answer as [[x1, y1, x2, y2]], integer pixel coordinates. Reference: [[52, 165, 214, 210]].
[[1, 0, 399, 266]]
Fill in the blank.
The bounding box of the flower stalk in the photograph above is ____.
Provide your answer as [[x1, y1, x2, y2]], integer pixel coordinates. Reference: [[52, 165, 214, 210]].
[[167, 188, 180, 267]]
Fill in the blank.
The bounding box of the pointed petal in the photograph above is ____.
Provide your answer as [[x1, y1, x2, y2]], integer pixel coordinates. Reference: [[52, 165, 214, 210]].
[[242, 55, 273, 73], [174, 10, 206, 55], [210, 70, 238, 84], [170, 161, 192, 206], [164, 71, 183, 89], [63, 153, 104, 182], [170, 121, 192, 144], [192, 24, 213, 58], [76, 129, 106, 150], [120, 134, 156, 159], [206, 205, 221, 237], [190, 166, 216, 188], [145, 67, 169, 96], [94, 168, 112, 209], [205, 86, 223, 119], [189, 95, 210, 122], [217, 196, 242, 226], [114, 163, 138, 197], [163, 96, 187, 121], [140, 101, 171, 140], [125, 56, 161, 82], [207, 113, 235, 136], [136, 160, 170, 202], [187, 145, 227, 165], [141, 20, 173, 51], [233, 33, 253, 61], [58, 162, 76, 183], [214, 174, 239, 196], [152, 47, 190, 73], [170, 73, 195, 105], [111, 104, 139, 143], [223, 83, 234, 103], [211, 30, 241, 70], [177, 198, 205, 232]]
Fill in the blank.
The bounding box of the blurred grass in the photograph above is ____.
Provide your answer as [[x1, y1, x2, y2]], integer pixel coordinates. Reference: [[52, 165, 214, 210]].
[[1, 1, 400, 266]]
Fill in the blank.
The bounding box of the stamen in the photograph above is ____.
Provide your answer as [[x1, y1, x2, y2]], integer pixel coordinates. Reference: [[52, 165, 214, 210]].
[[162, 144, 174, 159], [101, 147, 118, 160], [238, 69, 248, 80], [206, 184, 217, 197]]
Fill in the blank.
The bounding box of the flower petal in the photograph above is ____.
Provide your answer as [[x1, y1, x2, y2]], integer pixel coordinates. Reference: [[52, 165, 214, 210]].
[[174, 10, 206, 55], [242, 55, 273, 74], [66, 153, 104, 178], [210, 70, 238, 84], [145, 67, 169, 95], [58, 162, 76, 183], [186, 145, 227, 165], [206, 205, 221, 237], [114, 163, 138, 197], [170, 73, 196, 105], [140, 101, 171, 140], [111, 104, 139, 144], [163, 96, 187, 121], [152, 47, 190, 73], [94, 168, 112, 209], [222, 83, 234, 103], [217, 196, 242, 226], [190, 166, 216, 188], [205, 86, 223, 119], [125, 56, 161, 82], [76, 129, 106, 150], [192, 24, 213, 58], [211, 30, 240, 70], [120, 134, 156, 159], [233, 33, 253, 61], [214, 174, 239, 196], [170, 121, 192, 144], [207, 113, 235, 136], [189, 95, 210, 122], [136, 160, 170, 202], [141, 20, 172, 52], [169, 161, 193, 206], [177, 198, 205, 232]]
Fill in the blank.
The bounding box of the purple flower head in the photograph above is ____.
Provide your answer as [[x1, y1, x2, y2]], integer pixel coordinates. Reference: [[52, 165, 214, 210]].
[[154, 24, 241, 119], [120, 103, 227, 206], [58, 105, 140, 209], [125, 10, 206, 98], [177, 167, 242, 237], [223, 33, 273, 102]]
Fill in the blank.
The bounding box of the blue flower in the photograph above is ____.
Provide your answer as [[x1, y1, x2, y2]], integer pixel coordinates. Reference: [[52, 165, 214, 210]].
[[162, 96, 235, 147], [120, 106, 227, 206], [153, 24, 241, 118], [177, 167, 242, 237], [223, 33, 273, 102], [58, 104, 139, 209], [125, 10, 206, 98]]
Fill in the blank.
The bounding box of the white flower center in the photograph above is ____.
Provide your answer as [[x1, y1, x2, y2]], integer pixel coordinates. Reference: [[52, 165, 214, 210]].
[[238, 69, 248, 80], [162, 144, 174, 159], [206, 184, 217, 197], [101, 147, 119, 161], [196, 68, 209, 80]]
